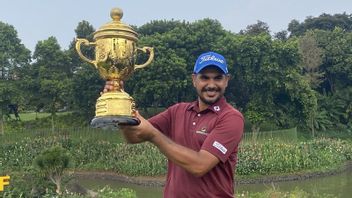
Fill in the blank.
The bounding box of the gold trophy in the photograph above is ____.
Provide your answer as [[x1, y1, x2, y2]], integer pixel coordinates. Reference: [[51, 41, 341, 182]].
[[75, 8, 154, 127]]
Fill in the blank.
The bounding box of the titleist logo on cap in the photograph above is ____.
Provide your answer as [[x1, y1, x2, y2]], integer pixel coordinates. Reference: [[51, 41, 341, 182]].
[[199, 55, 224, 64]]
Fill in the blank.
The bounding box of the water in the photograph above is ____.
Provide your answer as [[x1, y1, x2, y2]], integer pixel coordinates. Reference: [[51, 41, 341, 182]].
[[236, 170, 352, 197], [77, 170, 352, 198], [77, 178, 163, 198]]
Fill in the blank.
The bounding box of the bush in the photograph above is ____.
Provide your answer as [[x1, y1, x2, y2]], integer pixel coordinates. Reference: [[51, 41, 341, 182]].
[[34, 146, 72, 195]]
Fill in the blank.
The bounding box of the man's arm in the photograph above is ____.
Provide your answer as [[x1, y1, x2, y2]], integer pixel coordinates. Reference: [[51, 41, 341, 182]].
[[120, 111, 219, 177], [151, 130, 220, 177]]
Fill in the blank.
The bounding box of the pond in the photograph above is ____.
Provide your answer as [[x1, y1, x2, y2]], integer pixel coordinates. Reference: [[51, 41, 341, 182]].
[[77, 170, 352, 197]]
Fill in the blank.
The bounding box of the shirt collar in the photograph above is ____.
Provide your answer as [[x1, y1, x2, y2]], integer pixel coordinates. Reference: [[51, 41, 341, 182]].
[[187, 97, 226, 115]]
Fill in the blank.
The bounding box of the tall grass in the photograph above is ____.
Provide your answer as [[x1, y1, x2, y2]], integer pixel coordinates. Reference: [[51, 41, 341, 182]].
[[0, 127, 124, 144], [1, 135, 351, 177], [242, 127, 298, 144]]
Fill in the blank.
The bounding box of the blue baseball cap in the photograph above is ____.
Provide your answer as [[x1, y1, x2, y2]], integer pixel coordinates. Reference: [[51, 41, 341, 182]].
[[193, 51, 228, 74]]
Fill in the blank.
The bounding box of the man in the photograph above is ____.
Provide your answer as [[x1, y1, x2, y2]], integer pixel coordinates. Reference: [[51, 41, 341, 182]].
[[114, 51, 244, 197]]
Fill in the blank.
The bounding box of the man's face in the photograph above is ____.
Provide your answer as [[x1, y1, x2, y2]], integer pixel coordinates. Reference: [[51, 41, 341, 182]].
[[192, 66, 229, 106]]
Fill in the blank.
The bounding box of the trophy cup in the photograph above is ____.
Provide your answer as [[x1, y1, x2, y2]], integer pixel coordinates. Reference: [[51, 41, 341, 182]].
[[75, 7, 154, 128]]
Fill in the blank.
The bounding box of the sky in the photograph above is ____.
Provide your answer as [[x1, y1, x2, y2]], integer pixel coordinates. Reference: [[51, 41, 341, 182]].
[[1, 0, 352, 53]]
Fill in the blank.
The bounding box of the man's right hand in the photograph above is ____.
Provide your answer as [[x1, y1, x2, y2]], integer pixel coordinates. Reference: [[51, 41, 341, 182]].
[[119, 111, 157, 144], [101, 80, 124, 94]]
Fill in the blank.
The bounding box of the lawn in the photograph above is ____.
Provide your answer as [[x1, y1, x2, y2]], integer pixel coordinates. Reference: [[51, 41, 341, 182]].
[[18, 111, 71, 121]]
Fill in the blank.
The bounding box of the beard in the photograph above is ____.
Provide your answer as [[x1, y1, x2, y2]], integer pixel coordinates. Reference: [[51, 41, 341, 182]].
[[197, 86, 223, 105]]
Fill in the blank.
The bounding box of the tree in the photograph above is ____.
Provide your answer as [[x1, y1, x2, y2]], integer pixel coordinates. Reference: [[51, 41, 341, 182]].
[[137, 20, 187, 36], [21, 37, 73, 130], [68, 20, 95, 73], [0, 21, 31, 80], [288, 19, 304, 36], [127, 48, 188, 109], [314, 28, 352, 93], [288, 13, 352, 37], [0, 21, 30, 126], [298, 31, 324, 89], [68, 20, 101, 119], [274, 30, 289, 41], [219, 33, 317, 131], [240, 20, 270, 36], [34, 146, 71, 195], [71, 65, 103, 119]]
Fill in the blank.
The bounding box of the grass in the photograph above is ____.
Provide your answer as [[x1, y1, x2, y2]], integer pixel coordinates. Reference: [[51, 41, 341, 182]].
[[18, 111, 71, 121], [0, 127, 125, 144]]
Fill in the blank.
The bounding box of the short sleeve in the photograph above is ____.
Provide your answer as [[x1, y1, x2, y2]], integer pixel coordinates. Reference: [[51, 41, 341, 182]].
[[148, 107, 172, 137], [201, 114, 244, 163]]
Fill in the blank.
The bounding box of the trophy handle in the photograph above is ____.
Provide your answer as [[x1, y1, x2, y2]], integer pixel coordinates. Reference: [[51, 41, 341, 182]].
[[134, 47, 154, 69], [75, 38, 97, 67]]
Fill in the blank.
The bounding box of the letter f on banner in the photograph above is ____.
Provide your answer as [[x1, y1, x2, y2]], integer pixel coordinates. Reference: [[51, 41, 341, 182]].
[[0, 176, 10, 191]]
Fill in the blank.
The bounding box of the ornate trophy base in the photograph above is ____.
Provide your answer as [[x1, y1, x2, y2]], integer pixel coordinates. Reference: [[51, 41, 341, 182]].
[[91, 116, 140, 128], [91, 91, 139, 128]]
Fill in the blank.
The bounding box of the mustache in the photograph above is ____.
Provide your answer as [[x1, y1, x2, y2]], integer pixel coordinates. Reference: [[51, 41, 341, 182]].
[[202, 87, 220, 92]]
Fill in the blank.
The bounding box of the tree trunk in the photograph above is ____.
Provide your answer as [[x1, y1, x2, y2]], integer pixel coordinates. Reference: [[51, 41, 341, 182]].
[[251, 125, 260, 143], [50, 175, 61, 195], [310, 113, 315, 138], [0, 114, 4, 135], [51, 115, 55, 133], [56, 181, 61, 195]]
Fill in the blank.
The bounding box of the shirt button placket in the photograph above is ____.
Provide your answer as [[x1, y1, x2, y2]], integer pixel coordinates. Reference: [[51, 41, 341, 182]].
[[191, 112, 200, 130], [190, 114, 198, 131]]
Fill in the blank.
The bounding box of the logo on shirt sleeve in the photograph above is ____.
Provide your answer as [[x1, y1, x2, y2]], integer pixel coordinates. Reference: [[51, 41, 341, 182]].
[[212, 141, 227, 154]]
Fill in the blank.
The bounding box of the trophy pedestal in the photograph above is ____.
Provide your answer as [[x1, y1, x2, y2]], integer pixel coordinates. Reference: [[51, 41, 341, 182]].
[[91, 116, 140, 128], [91, 91, 139, 128]]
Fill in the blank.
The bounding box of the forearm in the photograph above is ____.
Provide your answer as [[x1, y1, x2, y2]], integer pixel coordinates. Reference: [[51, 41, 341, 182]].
[[120, 111, 219, 176], [150, 131, 216, 176]]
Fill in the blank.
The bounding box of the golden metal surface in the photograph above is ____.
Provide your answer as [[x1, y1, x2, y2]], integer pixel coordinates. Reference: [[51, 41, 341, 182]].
[[95, 92, 134, 117], [75, 7, 154, 120]]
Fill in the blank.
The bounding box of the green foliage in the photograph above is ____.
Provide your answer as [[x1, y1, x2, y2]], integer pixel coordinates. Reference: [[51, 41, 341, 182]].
[[1, 134, 351, 178], [288, 13, 352, 36], [67, 20, 103, 118], [98, 186, 137, 198], [0, 81, 23, 120], [242, 127, 298, 143], [314, 28, 352, 92], [2, 186, 137, 198], [0, 169, 56, 198], [128, 18, 228, 107], [314, 89, 352, 131], [0, 21, 31, 80], [1, 112, 89, 134], [137, 19, 186, 36], [128, 49, 188, 107], [1, 14, 351, 137], [20, 37, 73, 116], [34, 146, 71, 194], [70, 65, 103, 119], [236, 138, 351, 175], [237, 187, 336, 198], [1, 133, 351, 196], [34, 146, 71, 174], [224, 34, 316, 130], [240, 20, 270, 36], [298, 31, 324, 89]]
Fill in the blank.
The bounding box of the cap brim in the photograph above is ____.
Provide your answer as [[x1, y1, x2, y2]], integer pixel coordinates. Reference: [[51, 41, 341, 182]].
[[194, 63, 227, 74]]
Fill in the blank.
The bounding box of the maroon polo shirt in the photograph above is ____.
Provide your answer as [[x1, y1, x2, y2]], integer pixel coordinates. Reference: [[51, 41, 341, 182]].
[[149, 97, 244, 198]]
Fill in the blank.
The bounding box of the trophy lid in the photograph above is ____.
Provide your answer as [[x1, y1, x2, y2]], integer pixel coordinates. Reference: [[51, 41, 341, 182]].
[[94, 8, 138, 41]]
